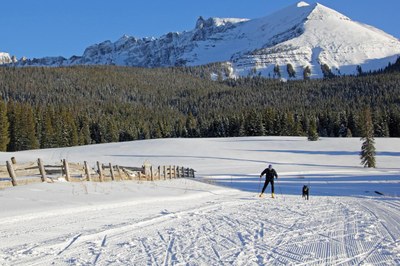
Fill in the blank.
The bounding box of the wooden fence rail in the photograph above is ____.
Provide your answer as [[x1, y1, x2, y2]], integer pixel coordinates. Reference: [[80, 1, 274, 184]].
[[0, 158, 195, 189]]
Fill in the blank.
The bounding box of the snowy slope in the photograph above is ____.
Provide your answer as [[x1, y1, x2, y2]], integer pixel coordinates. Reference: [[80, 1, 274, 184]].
[[7, 2, 400, 79], [0, 137, 399, 265], [0, 52, 12, 64], [233, 2, 400, 78]]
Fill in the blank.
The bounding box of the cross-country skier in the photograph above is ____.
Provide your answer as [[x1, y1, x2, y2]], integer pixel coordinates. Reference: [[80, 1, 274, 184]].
[[259, 164, 278, 198]]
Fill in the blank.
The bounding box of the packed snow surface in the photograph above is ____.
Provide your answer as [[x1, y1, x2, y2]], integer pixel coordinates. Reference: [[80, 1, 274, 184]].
[[0, 137, 399, 265]]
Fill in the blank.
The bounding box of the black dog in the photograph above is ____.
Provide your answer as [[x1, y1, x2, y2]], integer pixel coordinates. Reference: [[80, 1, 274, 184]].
[[302, 185, 309, 200]]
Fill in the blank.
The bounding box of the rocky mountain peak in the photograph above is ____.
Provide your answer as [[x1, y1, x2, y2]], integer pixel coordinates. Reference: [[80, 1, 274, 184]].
[[2, 2, 399, 79], [0, 52, 12, 64]]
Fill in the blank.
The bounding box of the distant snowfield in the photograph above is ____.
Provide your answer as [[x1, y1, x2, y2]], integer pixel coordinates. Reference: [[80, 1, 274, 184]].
[[0, 137, 399, 265]]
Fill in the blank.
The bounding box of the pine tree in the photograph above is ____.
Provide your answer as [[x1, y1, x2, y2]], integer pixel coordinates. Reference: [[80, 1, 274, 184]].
[[273, 64, 281, 78], [245, 110, 265, 136], [360, 108, 376, 168], [104, 119, 119, 142], [0, 101, 9, 151], [227, 115, 242, 137], [347, 112, 359, 137], [185, 113, 199, 137], [338, 124, 347, 137], [346, 128, 353, 137], [373, 112, 389, 137], [78, 114, 92, 145], [285, 112, 298, 136], [23, 105, 40, 150], [174, 119, 186, 138], [321, 64, 334, 79], [388, 111, 400, 137], [57, 110, 79, 147], [41, 108, 57, 148], [307, 118, 319, 141], [287, 64, 296, 78], [8, 103, 39, 151], [303, 66, 311, 80], [262, 108, 276, 135], [357, 65, 363, 76]]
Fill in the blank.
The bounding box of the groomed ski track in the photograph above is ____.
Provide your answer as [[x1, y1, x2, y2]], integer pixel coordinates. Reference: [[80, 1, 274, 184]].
[[0, 136, 399, 265], [0, 179, 399, 265]]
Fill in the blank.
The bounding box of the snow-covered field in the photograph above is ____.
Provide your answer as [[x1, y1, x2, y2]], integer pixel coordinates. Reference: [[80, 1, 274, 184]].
[[0, 137, 399, 265]]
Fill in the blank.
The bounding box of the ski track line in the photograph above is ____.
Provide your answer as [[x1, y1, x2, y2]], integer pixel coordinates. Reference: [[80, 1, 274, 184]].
[[0, 207, 117, 244], [6, 199, 236, 265], [92, 235, 107, 265], [0, 188, 233, 226], [354, 238, 386, 266], [162, 236, 175, 266], [139, 238, 159, 266], [2, 193, 400, 265], [301, 197, 399, 266], [56, 233, 82, 256], [333, 238, 385, 266], [359, 200, 398, 243]]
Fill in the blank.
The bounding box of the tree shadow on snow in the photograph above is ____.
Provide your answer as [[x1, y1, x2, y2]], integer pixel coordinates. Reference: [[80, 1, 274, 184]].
[[244, 149, 400, 157], [203, 173, 400, 198], [109, 154, 368, 170]]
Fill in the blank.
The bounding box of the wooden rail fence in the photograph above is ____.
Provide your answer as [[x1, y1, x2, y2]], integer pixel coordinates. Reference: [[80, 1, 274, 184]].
[[0, 158, 195, 189]]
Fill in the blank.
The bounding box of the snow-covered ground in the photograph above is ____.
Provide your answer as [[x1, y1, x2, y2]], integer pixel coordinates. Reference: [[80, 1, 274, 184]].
[[0, 137, 399, 265]]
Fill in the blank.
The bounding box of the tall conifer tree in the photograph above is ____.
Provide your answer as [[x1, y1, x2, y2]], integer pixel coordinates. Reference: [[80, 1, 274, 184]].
[[0, 101, 9, 151], [360, 108, 376, 168], [307, 118, 319, 141]]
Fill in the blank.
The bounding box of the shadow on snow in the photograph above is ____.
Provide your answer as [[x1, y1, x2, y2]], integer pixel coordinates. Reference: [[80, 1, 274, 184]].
[[202, 173, 400, 198]]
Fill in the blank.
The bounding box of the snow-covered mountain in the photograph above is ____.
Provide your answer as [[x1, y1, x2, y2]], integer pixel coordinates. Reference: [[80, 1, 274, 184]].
[[0, 52, 13, 65], [4, 1, 400, 79]]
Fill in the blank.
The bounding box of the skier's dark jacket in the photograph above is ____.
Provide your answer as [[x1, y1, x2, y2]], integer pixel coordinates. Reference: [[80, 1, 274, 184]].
[[261, 168, 278, 181]]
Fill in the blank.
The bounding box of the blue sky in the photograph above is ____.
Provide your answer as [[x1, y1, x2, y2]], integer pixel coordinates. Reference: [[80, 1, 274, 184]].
[[1, 0, 399, 58]]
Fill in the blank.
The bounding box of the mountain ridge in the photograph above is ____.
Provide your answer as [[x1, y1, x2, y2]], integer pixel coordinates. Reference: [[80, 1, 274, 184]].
[[2, 1, 400, 79]]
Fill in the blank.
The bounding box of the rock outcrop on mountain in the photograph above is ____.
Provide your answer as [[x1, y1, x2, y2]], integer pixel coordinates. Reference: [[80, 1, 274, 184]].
[[0, 52, 13, 65], [3, 2, 400, 79]]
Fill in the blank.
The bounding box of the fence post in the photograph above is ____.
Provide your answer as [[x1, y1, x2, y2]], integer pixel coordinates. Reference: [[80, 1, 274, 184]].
[[6, 160, 17, 186], [163, 166, 166, 180], [150, 166, 154, 181], [174, 166, 177, 178], [63, 159, 70, 182], [109, 163, 115, 181], [11, 157, 17, 165], [37, 158, 47, 182], [116, 165, 123, 180], [84, 161, 91, 181], [97, 161, 104, 182], [169, 165, 172, 179]]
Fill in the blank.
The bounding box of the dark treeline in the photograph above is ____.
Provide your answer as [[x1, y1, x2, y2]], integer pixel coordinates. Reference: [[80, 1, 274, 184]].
[[0, 64, 399, 151]]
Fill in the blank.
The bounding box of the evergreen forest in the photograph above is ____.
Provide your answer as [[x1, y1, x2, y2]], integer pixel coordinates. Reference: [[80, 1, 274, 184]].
[[0, 61, 399, 151]]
